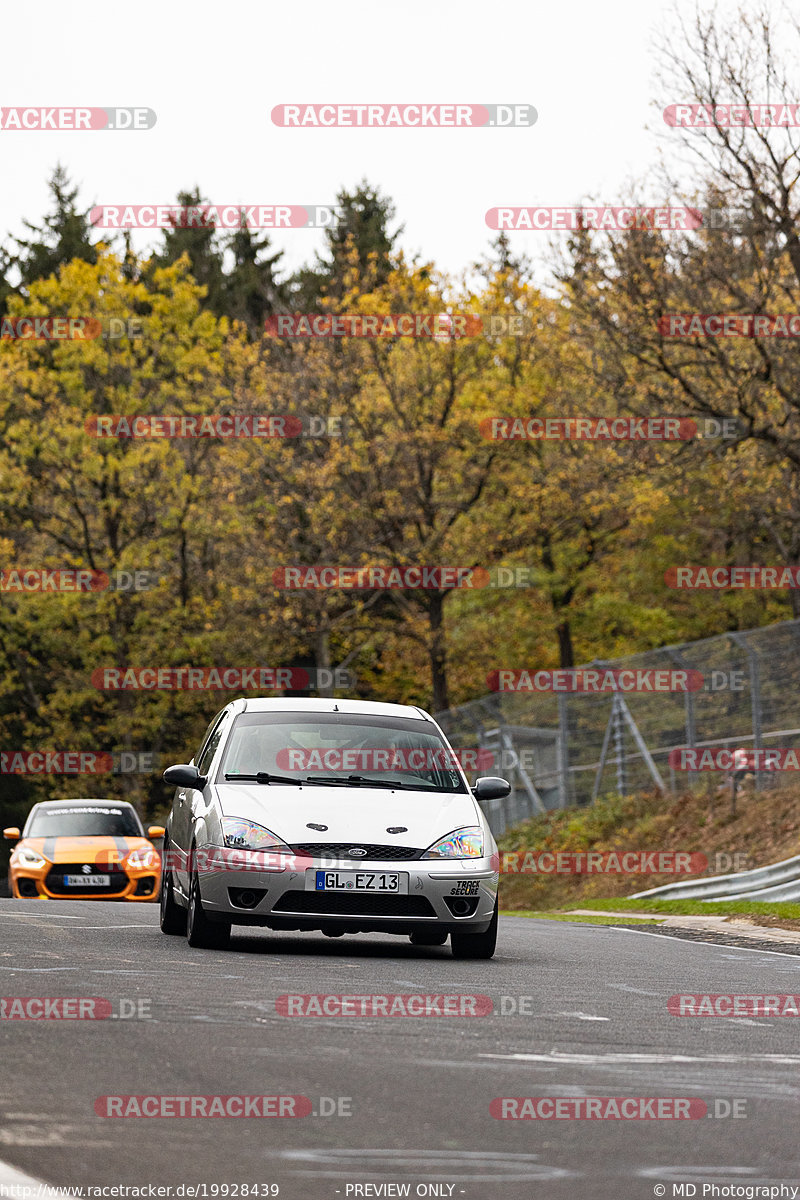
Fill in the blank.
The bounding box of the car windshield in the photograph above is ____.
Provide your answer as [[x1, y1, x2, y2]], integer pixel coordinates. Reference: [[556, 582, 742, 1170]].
[[26, 805, 143, 838], [219, 712, 468, 794]]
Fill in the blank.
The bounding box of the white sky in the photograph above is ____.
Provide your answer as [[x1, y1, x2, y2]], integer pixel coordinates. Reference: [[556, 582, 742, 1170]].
[[3, 0, 706, 287]]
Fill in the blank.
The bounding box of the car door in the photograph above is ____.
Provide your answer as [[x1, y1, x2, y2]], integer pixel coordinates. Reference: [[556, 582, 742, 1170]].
[[172, 708, 229, 893]]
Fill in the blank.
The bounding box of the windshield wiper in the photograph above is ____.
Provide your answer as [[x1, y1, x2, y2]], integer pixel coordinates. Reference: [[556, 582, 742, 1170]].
[[303, 774, 409, 789], [223, 772, 303, 785]]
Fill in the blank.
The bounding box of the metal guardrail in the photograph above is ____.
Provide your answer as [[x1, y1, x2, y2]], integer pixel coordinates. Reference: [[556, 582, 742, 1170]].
[[630, 853, 800, 904]]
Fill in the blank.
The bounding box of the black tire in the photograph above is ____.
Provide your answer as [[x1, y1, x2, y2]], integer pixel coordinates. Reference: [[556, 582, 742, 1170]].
[[450, 897, 498, 960], [159, 838, 187, 935], [409, 929, 449, 946], [186, 866, 231, 950]]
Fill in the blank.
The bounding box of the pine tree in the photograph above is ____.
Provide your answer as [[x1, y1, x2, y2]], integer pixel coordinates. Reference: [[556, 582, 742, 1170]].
[[224, 222, 286, 336], [14, 165, 98, 288], [152, 188, 226, 315], [291, 180, 401, 306]]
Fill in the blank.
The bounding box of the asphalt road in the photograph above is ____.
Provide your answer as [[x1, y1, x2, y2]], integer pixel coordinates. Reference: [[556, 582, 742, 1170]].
[[1, 900, 800, 1200]]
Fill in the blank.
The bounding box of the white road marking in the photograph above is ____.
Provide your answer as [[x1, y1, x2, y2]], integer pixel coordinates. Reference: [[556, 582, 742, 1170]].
[[607, 983, 662, 996], [479, 1051, 800, 1065], [557, 1011, 610, 1021], [0, 925, 81, 931], [607, 925, 800, 961], [0, 912, 84, 919], [77, 924, 156, 930], [0, 966, 77, 972], [279, 1148, 574, 1181]]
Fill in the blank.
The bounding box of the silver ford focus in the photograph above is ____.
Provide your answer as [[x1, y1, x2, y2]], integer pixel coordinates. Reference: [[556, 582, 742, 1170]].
[[159, 697, 508, 958]]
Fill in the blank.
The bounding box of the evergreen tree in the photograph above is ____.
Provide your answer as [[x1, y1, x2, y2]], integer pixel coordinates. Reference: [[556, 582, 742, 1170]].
[[14, 165, 98, 288], [291, 180, 401, 306], [152, 188, 226, 315], [224, 222, 285, 336], [0, 244, 16, 317]]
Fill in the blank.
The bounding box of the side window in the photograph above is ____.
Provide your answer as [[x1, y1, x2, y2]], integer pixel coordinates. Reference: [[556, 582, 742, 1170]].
[[196, 712, 230, 776], [194, 712, 223, 766]]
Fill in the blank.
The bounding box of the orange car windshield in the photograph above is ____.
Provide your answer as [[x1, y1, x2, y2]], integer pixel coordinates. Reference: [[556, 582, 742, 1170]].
[[26, 806, 142, 838]]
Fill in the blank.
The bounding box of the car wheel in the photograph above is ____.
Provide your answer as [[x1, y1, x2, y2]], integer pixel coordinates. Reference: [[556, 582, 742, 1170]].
[[450, 896, 498, 960], [186, 865, 230, 950], [409, 930, 449, 946], [159, 838, 186, 935]]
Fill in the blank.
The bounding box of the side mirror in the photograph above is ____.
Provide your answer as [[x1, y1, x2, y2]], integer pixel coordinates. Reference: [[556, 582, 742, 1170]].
[[147, 825, 166, 840], [2, 827, 21, 841], [472, 777, 511, 802], [163, 764, 208, 790]]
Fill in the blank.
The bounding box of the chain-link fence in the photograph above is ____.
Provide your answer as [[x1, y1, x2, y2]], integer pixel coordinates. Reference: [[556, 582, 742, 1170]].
[[435, 619, 800, 836]]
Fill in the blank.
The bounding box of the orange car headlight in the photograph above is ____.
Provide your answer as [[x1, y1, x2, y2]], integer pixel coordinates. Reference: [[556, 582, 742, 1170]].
[[17, 847, 47, 870], [124, 848, 159, 871]]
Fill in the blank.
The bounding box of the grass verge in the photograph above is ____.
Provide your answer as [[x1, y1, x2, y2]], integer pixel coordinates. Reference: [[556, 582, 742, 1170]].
[[500, 910, 664, 924]]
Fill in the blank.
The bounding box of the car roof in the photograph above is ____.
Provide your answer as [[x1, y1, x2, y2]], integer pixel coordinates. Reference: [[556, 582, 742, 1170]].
[[239, 697, 432, 720], [28, 799, 136, 810]]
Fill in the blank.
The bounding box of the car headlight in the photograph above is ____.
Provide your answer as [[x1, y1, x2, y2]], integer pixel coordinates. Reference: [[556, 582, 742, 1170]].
[[221, 817, 290, 852], [17, 847, 46, 869], [421, 828, 484, 859], [124, 848, 158, 871]]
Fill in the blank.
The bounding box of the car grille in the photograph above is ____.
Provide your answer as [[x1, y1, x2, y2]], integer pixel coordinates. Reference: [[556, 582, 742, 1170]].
[[273, 890, 436, 918], [45, 865, 128, 895], [292, 843, 423, 861]]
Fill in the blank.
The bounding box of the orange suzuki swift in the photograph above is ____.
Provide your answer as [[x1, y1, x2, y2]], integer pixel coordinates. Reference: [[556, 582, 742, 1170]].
[[4, 799, 164, 900]]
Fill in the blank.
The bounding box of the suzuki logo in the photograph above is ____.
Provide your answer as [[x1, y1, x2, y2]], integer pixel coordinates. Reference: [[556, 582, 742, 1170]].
[[81, 864, 92, 874], [348, 848, 368, 857]]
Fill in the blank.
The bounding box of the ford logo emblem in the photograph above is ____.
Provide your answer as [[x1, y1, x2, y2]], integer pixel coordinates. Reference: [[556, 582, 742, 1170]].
[[348, 848, 368, 857]]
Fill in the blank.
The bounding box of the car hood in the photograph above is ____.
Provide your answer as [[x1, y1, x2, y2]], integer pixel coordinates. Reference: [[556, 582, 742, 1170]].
[[213, 783, 482, 850], [19, 835, 154, 864]]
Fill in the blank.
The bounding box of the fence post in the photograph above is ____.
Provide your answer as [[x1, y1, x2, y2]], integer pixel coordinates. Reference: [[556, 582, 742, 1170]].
[[613, 693, 627, 796], [729, 632, 763, 793], [667, 647, 696, 795], [557, 694, 569, 808]]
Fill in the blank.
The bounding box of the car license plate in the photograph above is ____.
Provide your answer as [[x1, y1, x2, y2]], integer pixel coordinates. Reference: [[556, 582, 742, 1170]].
[[63, 874, 110, 887], [312, 870, 406, 893]]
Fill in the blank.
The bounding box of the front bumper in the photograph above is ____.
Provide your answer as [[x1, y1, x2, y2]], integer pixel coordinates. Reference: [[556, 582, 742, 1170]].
[[196, 855, 499, 934], [11, 864, 161, 902]]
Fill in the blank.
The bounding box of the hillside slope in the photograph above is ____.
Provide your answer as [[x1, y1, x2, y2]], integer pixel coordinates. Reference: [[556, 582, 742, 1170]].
[[498, 780, 800, 910]]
